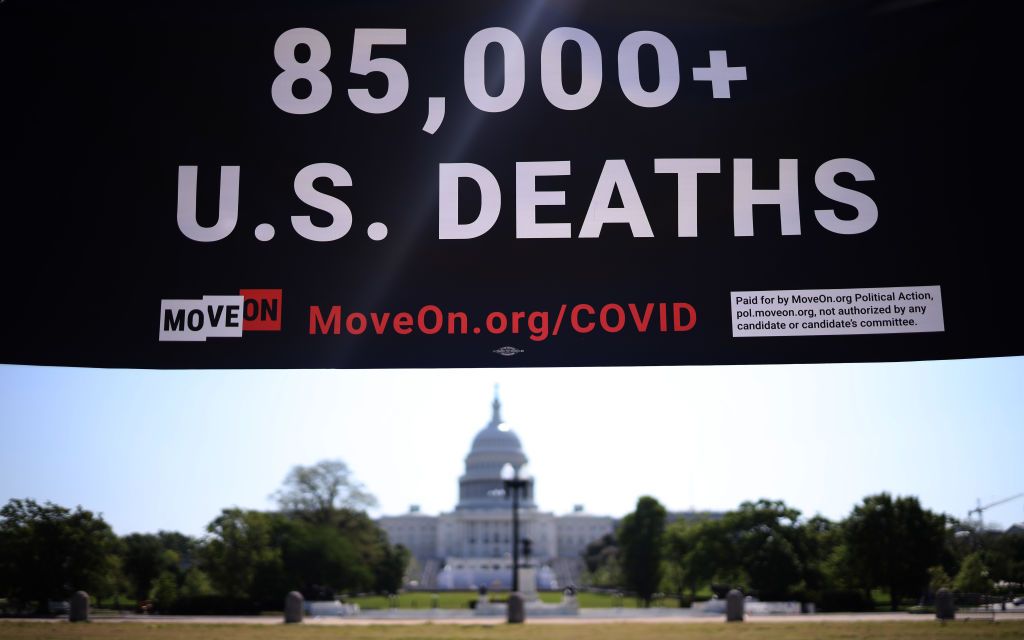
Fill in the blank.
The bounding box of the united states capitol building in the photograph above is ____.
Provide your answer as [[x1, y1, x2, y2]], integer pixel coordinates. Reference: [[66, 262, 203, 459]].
[[378, 394, 614, 590]]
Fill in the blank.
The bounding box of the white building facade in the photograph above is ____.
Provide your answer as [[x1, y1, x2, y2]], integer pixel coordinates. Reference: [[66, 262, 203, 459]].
[[379, 395, 614, 590]]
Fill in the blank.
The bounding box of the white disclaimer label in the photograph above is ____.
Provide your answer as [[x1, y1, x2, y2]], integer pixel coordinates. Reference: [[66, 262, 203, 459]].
[[731, 285, 944, 337]]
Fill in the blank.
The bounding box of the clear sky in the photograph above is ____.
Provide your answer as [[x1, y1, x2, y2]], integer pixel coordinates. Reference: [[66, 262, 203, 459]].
[[1, 357, 1022, 539]]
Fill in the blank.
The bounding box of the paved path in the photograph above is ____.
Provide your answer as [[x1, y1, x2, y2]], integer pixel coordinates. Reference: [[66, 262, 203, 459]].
[[11, 610, 1024, 626]]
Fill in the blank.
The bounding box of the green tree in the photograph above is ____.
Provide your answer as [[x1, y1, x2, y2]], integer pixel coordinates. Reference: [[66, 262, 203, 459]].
[[272, 459, 377, 523], [201, 508, 285, 600], [582, 533, 616, 573], [985, 528, 1024, 588], [120, 533, 165, 601], [928, 565, 952, 592], [581, 533, 620, 588], [0, 499, 118, 612], [800, 515, 842, 599], [663, 519, 729, 601], [201, 506, 404, 601], [681, 520, 730, 598], [741, 529, 801, 597], [374, 543, 410, 594], [843, 493, 947, 610], [618, 496, 667, 606], [280, 520, 369, 597], [330, 508, 409, 595], [723, 500, 804, 599], [150, 570, 179, 609], [663, 520, 691, 598], [179, 568, 214, 598], [120, 531, 199, 606], [953, 552, 991, 594], [157, 531, 198, 566]]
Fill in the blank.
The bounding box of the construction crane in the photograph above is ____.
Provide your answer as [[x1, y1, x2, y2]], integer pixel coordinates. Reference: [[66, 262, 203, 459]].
[[968, 492, 1024, 528]]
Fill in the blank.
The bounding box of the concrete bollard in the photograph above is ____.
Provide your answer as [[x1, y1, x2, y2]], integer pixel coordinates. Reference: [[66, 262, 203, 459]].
[[69, 591, 89, 622], [563, 586, 579, 611], [507, 592, 525, 623], [935, 588, 955, 621], [726, 589, 744, 622], [284, 591, 304, 623]]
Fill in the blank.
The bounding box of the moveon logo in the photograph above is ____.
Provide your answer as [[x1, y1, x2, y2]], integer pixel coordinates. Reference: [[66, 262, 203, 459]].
[[159, 289, 281, 342]]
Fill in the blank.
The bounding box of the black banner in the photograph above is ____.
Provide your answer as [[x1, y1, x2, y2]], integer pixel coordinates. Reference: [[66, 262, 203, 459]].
[[0, 0, 1019, 368]]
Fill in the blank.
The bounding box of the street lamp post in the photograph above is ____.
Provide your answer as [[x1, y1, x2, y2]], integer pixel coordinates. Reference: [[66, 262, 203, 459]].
[[501, 462, 529, 623]]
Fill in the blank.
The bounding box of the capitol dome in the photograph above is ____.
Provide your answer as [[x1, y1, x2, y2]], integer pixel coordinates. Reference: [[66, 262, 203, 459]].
[[457, 392, 535, 510], [469, 400, 523, 454]]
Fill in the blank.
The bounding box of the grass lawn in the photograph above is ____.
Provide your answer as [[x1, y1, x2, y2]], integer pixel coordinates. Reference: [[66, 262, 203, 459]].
[[2, 621, 1024, 640], [350, 591, 686, 610]]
